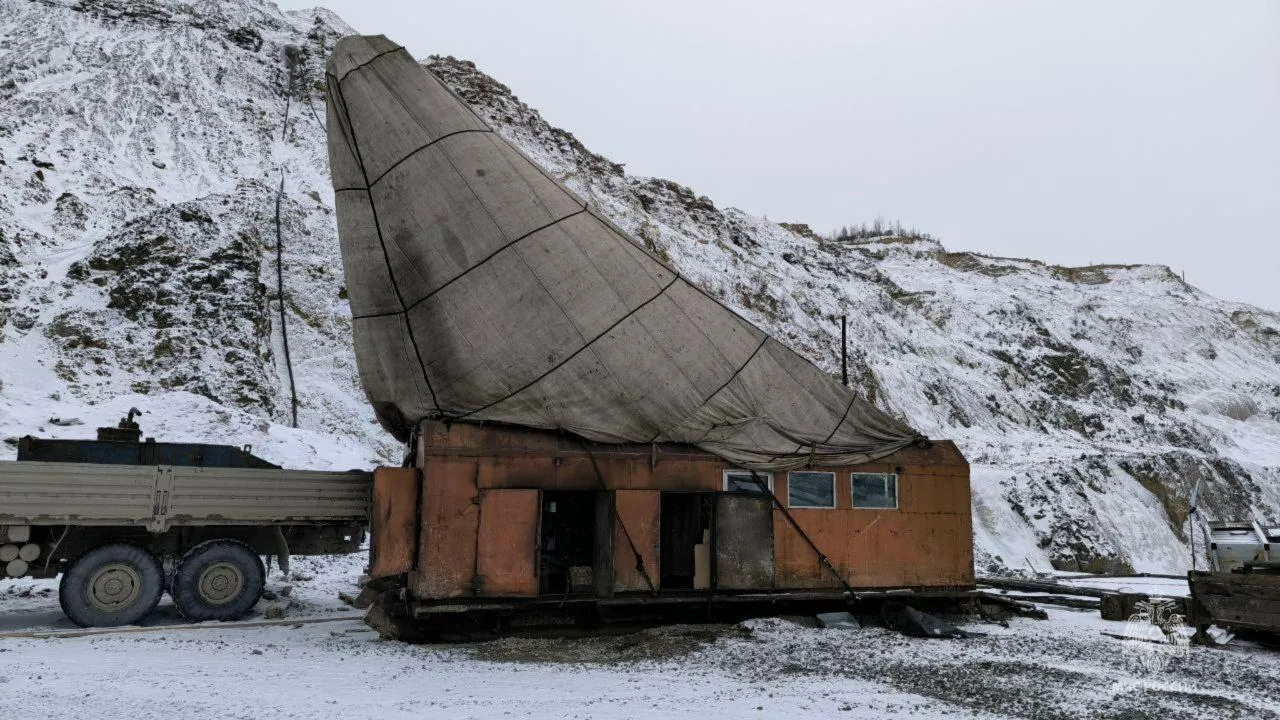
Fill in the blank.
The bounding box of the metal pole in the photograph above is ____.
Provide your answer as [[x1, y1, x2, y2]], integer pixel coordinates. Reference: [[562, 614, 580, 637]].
[[1189, 510, 1196, 572], [275, 169, 299, 428], [840, 315, 848, 386]]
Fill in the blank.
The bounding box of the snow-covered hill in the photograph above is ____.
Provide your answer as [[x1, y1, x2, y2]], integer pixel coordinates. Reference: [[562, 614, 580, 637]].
[[2, 0, 1278, 575]]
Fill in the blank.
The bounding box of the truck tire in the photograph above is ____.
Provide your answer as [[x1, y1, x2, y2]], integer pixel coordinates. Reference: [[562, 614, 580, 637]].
[[59, 543, 164, 627], [171, 539, 265, 622]]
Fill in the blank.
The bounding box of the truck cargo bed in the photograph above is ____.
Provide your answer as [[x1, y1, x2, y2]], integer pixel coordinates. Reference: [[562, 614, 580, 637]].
[[0, 460, 369, 530]]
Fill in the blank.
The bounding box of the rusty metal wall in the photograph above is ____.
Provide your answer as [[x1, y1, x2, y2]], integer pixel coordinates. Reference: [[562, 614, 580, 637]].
[[715, 494, 776, 589], [369, 467, 419, 579], [475, 489, 540, 596], [613, 490, 660, 592], [402, 420, 972, 601], [418, 421, 722, 492], [771, 451, 974, 589], [413, 456, 479, 599]]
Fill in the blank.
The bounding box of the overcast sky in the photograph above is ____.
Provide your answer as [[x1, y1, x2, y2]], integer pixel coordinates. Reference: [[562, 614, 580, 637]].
[[283, 0, 1280, 310]]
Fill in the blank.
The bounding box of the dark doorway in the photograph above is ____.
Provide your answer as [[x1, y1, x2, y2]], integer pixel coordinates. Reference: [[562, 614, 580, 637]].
[[539, 491, 597, 596], [659, 493, 714, 590]]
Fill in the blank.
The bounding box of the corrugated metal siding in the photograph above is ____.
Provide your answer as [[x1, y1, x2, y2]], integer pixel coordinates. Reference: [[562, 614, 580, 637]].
[[0, 461, 369, 526]]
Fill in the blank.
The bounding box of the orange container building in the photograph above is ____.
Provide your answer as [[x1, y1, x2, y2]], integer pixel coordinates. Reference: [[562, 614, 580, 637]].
[[369, 420, 973, 626]]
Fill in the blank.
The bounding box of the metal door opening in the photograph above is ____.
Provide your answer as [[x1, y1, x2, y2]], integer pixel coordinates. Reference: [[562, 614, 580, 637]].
[[539, 491, 597, 595], [659, 493, 714, 590]]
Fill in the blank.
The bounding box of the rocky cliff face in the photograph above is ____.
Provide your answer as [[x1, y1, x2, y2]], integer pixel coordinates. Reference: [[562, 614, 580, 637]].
[[2, 0, 1277, 573]]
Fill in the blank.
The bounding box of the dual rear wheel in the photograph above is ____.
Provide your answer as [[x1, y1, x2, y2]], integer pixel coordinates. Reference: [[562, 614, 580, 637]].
[[59, 540, 265, 627], [170, 539, 265, 622]]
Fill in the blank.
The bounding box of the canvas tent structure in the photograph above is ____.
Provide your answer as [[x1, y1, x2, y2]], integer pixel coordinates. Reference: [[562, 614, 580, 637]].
[[325, 35, 925, 471], [326, 36, 974, 633]]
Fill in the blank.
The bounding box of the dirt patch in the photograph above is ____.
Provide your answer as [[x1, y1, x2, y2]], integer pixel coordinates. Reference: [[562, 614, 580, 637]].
[[467, 623, 752, 665]]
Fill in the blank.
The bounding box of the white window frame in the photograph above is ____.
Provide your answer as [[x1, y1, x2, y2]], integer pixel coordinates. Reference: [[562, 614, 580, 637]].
[[851, 472, 899, 510], [722, 469, 773, 493], [786, 471, 836, 509]]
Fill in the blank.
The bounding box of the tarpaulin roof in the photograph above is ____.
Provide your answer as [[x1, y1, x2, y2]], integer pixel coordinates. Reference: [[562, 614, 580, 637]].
[[325, 35, 924, 470]]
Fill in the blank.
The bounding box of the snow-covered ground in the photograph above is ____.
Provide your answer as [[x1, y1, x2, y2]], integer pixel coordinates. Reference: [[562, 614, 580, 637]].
[[2, 0, 1279, 577], [2, 558, 1278, 720], [1058, 575, 1191, 598]]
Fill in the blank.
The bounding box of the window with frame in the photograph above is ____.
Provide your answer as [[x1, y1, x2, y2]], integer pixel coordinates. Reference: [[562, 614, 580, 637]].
[[787, 471, 835, 508], [851, 473, 898, 509], [723, 470, 773, 494]]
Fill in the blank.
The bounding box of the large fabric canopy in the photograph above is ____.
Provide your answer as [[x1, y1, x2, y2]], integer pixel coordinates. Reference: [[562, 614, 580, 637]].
[[325, 35, 924, 470]]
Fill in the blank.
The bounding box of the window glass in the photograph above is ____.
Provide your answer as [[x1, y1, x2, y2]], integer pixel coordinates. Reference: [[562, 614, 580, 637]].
[[851, 473, 898, 509], [787, 471, 835, 508], [724, 471, 771, 493]]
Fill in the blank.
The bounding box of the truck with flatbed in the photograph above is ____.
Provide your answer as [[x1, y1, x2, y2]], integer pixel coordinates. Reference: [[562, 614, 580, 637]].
[[0, 411, 370, 627]]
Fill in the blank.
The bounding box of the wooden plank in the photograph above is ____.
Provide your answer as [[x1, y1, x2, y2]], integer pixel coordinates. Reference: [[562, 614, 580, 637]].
[[1192, 576, 1278, 592], [1196, 608, 1280, 630], [1197, 596, 1280, 619], [1189, 571, 1280, 631], [475, 489, 540, 596], [1191, 574, 1280, 594], [369, 467, 420, 578], [978, 577, 1108, 598]]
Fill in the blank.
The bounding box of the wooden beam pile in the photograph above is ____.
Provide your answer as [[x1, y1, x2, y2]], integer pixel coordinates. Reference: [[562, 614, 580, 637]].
[[1189, 570, 1280, 633]]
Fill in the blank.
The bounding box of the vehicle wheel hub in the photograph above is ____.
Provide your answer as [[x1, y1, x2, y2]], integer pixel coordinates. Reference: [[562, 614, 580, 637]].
[[87, 563, 142, 611], [197, 562, 244, 605]]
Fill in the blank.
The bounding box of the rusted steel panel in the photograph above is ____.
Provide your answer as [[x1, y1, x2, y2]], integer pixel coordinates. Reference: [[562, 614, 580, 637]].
[[613, 490, 660, 592], [412, 420, 974, 596], [594, 492, 615, 597], [475, 455, 557, 489], [773, 466, 974, 589], [773, 506, 827, 588], [469, 451, 718, 492], [898, 472, 957, 514], [414, 457, 479, 600], [369, 467, 420, 579], [655, 458, 721, 492], [475, 489, 540, 596], [716, 494, 775, 590]]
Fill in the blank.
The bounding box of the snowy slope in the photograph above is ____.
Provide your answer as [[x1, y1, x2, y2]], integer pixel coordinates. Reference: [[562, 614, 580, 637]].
[[1, 0, 1278, 574], [0, 0, 394, 469]]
